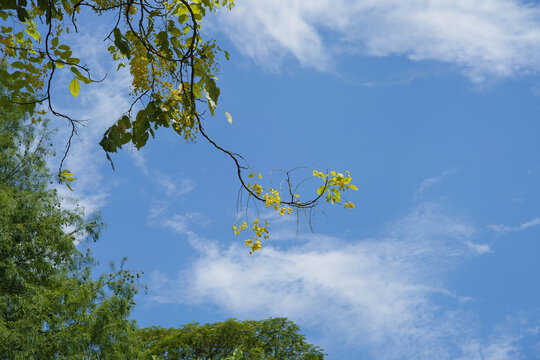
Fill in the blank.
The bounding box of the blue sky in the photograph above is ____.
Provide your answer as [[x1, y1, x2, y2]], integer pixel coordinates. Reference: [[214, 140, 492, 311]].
[[50, 1, 540, 359]]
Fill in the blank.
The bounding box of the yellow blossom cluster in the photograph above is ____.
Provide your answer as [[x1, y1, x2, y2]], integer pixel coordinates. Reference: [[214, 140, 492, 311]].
[[244, 238, 261, 254], [344, 201, 355, 209], [247, 171, 262, 179], [263, 188, 280, 210], [232, 220, 247, 235], [279, 207, 293, 216], [249, 183, 263, 196], [234, 218, 269, 254], [329, 170, 358, 191], [0, 34, 15, 56], [313, 169, 358, 208], [233, 168, 357, 254], [128, 41, 151, 94]]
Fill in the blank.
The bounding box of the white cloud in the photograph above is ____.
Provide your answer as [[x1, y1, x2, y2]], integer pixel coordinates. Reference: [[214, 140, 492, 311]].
[[130, 150, 148, 175], [158, 177, 196, 197], [488, 217, 540, 233], [148, 202, 484, 358], [465, 241, 492, 254], [218, 0, 540, 81], [458, 335, 521, 360], [162, 212, 212, 235], [415, 167, 457, 198], [52, 72, 131, 216], [50, 24, 195, 217], [49, 24, 132, 217]]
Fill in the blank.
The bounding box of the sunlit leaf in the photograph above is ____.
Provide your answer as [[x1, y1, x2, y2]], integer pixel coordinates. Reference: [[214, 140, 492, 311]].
[[225, 111, 232, 125], [69, 78, 80, 98]]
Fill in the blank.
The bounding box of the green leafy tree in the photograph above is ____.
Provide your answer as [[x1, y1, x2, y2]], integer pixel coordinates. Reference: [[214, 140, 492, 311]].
[[137, 317, 325, 360], [0, 0, 358, 253], [0, 109, 142, 359]]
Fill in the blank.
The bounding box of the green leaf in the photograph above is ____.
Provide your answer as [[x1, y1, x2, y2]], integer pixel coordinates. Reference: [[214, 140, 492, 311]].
[[105, 151, 116, 170], [55, 61, 64, 68], [23, 22, 40, 42], [120, 115, 131, 129], [16, 7, 29, 22], [205, 77, 220, 104], [60, 50, 72, 60], [172, 4, 188, 15], [178, 14, 189, 24], [109, 124, 121, 145], [120, 132, 132, 145], [11, 61, 25, 69], [51, 37, 58, 47], [113, 28, 131, 59], [69, 78, 80, 98], [70, 67, 92, 84], [169, 26, 182, 38], [157, 31, 169, 50], [317, 185, 326, 196], [67, 57, 80, 65]]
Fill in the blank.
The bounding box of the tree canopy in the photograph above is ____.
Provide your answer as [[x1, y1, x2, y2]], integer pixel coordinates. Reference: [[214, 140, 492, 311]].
[[138, 317, 325, 360], [0, 107, 142, 359]]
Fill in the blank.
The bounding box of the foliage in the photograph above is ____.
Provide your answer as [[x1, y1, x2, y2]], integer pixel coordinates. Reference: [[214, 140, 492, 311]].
[[0, 104, 327, 359], [0, 0, 358, 252], [137, 317, 326, 360], [0, 108, 142, 359]]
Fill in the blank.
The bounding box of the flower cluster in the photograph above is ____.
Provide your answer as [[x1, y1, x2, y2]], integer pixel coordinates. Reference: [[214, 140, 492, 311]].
[[249, 183, 263, 196], [234, 168, 357, 254], [263, 188, 280, 210], [313, 169, 358, 207], [279, 207, 293, 216], [234, 218, 269, 254], [232, 220, 247, 235]]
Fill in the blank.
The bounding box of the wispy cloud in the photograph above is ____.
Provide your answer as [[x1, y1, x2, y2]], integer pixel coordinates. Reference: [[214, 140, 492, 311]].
[[458, 334, 521, 360], [465, 241, 492, 254], [147, 202, 486, 358], [456, 313, 540, 360], [219, 0, 540, 82], [414, 167, 457, 199], [488, 217, 540, 233], [51, 30, 132, 216], [159, 177, 196, 197], [162, 212, 212, 235]]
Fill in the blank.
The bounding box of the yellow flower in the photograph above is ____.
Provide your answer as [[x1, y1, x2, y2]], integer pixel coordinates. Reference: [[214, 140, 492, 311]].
[[344, 201, 355, 209], [263, 189, 281, 209], [312, 170, 327, 179], [250, 183, 263, 196]]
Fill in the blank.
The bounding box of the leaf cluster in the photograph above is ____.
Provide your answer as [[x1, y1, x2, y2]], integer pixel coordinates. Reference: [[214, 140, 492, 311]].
[[137, 317, 325, 360], [0, 109, 142, 359], [0, 0, 358, 253]]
